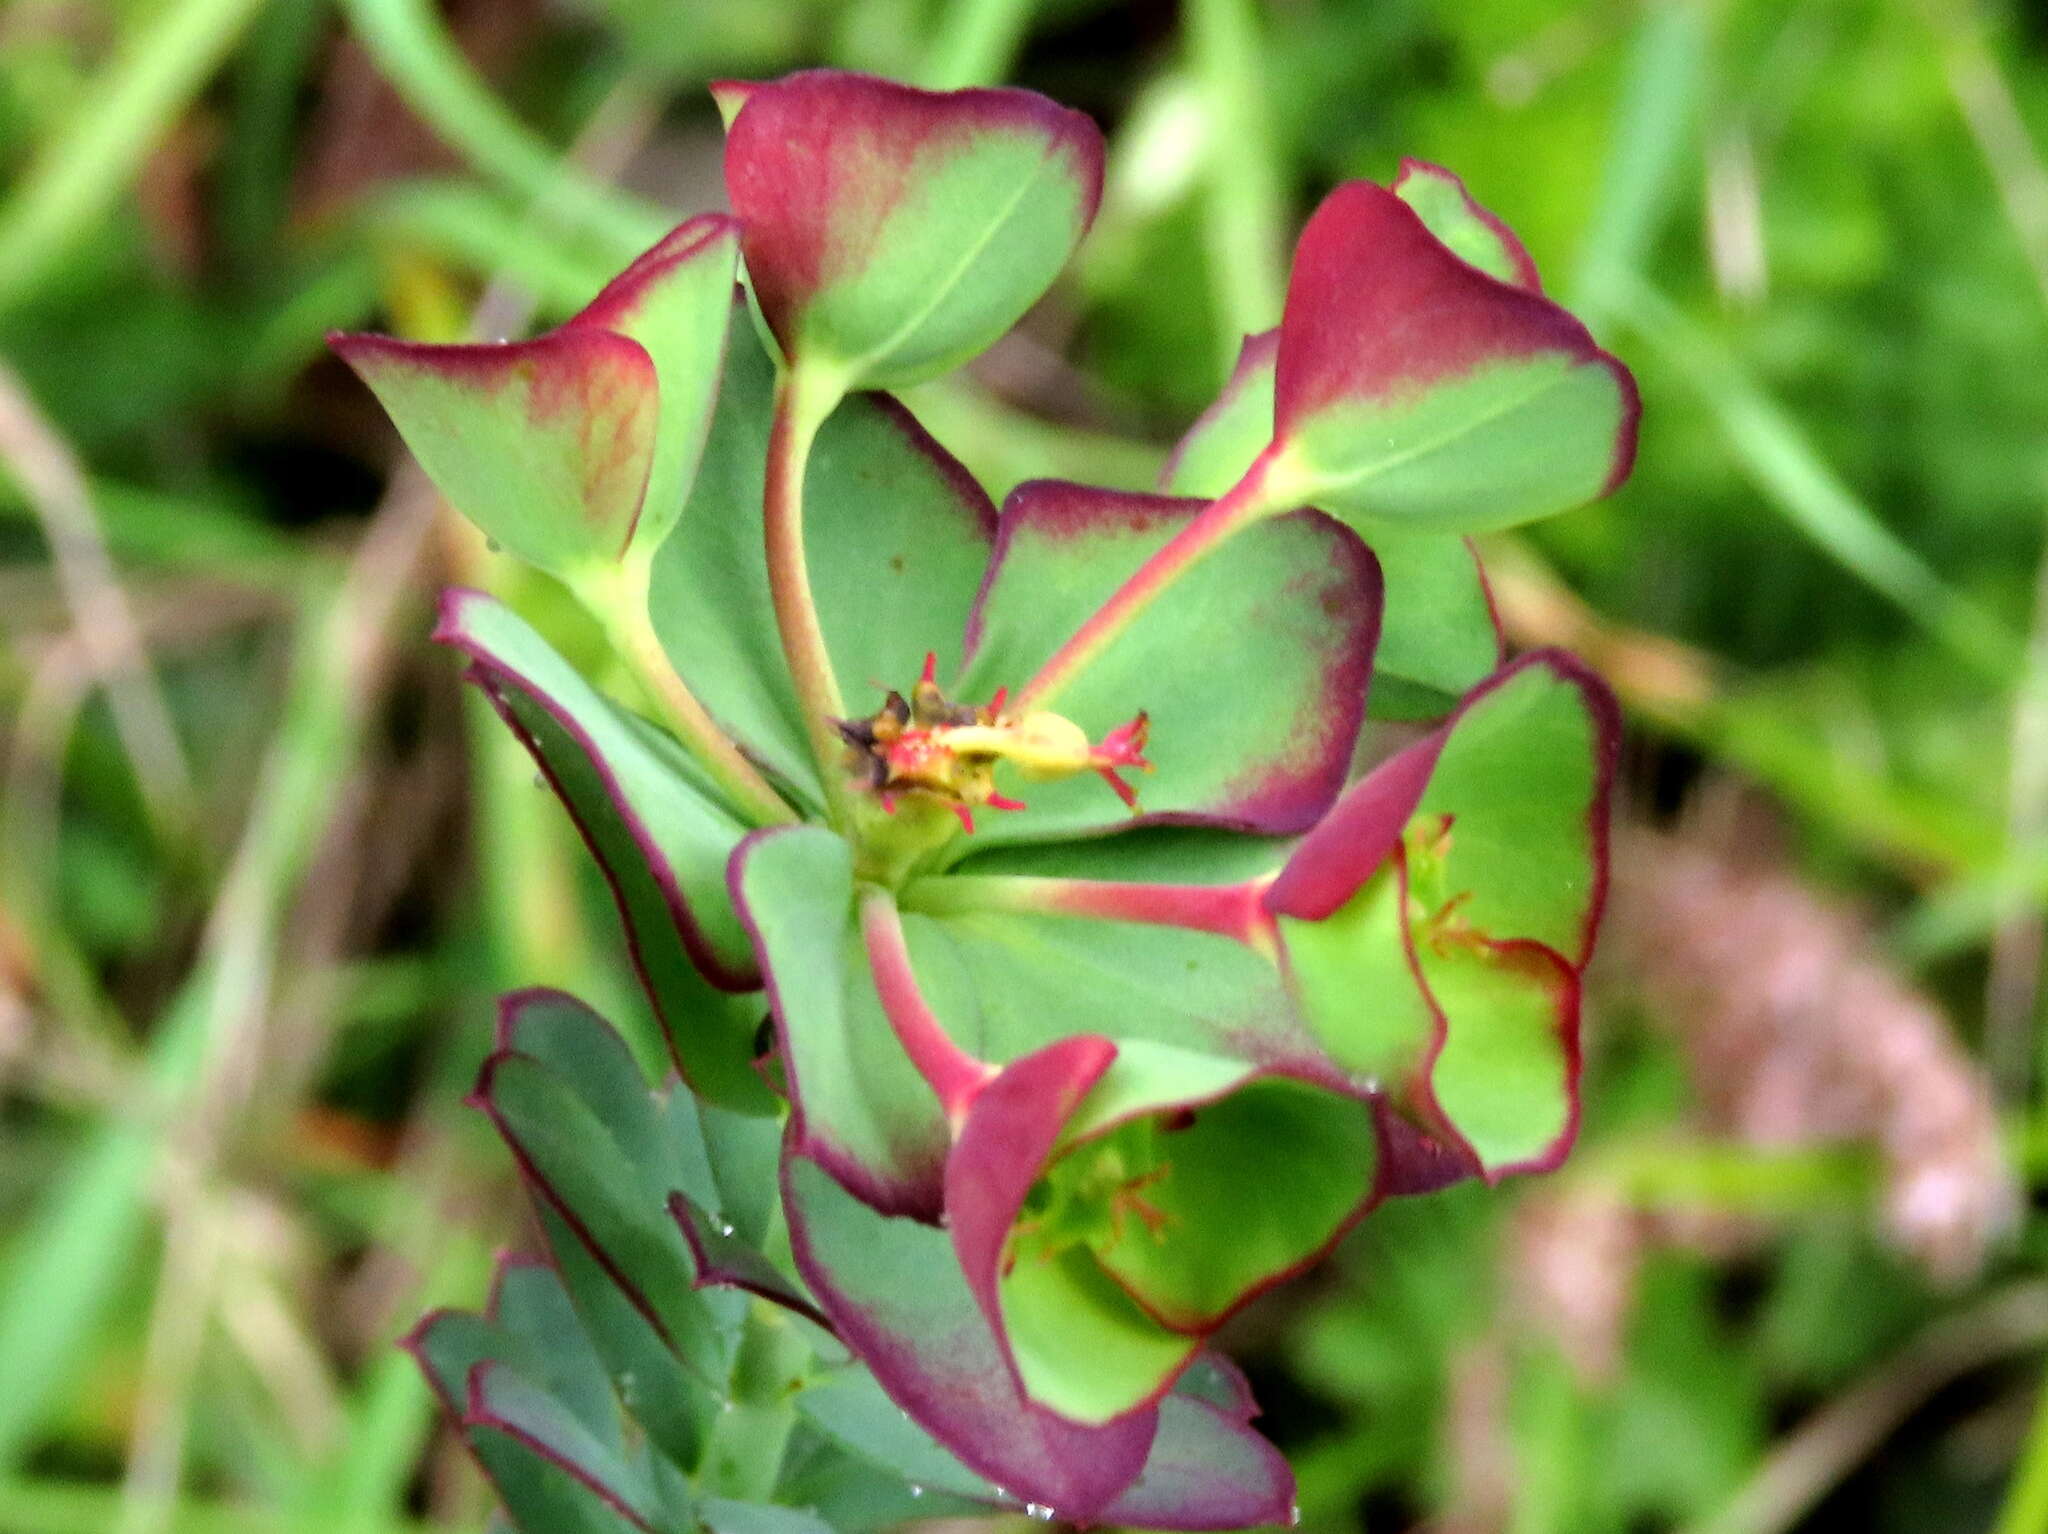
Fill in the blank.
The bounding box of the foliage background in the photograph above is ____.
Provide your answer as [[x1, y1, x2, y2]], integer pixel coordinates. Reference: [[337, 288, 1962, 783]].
[[2, 0, 2046, 1530]]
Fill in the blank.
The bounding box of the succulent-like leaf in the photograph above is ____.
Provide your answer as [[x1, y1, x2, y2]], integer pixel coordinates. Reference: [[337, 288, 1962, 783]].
[[933, 1028, 1377, 1419], [1412, 936, 1580, 1174], [729, 826, 952, 1218], [486, 993, 747, 1471], [566, 215, 741, 554], [670, 1191, 830, 1330], [1072, 1075, 1378, 1331], [333, 219, 736, 578], [954, 481, 1380, 841], [945, 1037, 1198, 1426], [1161, 332, 1503, 712], [1269, 180, 1638, 534], [773, 1424, 990, 1528], [467, 1362, 669, 1531], [694, 1097, 786, 1249], [1158, 331, 1278, 502], [473, 1002, 733, 1383], [1389, 159, 1541, 289], [408, 1258, 619, 1450], [408, 1261, 669, 1534], [795, 1369, 1015, 1505], [718, 70, 1103, 388], [1268, 650, 1616, 1176], [1366, 533, 1506, 716], [699, 1501, 837, 1534], [1408, 650, 1616, 965], [540, 1205, 720, 1481], [895, 892, 1319, 1073], [652, 318, 997, 805], [783, 1151, 1297, 1528], [332, 329, 656, 579], [436, 590, 772, 1111]]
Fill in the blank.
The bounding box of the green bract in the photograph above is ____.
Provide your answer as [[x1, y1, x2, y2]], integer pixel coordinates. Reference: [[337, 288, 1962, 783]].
[[716, 71, 1103, 393], [334, 67, 1636, 1532]]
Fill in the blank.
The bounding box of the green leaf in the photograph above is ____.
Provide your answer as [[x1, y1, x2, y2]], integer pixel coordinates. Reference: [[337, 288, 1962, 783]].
[[700, 1499, 837, 1534], [1277, 865, 1435, 1087], [795, 1370, 1009, 1505], [721, 70, 1103, 388], [997, 1241, 1195, 1425], [539, 1205, 724, 1479], [1158, 330, 1276, 501], [1161, 331, 1502, 710], [408, 1260, 619, 1456], [783, 1153, 1295, 1526], [896, 901, 1301, 1070], [1413, 652, 1613, 964], [1270, 180, 1638, 535], [467, 1362, 667, 1533], [729, 827, 951, 1217], [408, 1263, 671, 1534], [1415, 938, 1578, 1174], [438, 592, 773, 1111], [1267, 651, 1613, 1178], [331, 329, 655, 579], [569, 217, 741, 555], [473, 1046, 729, 1383], [952, 481, 1377, 842], [1077, 1078, 1378, 1331], [1390, 159, 1541, 289], [1367, 532, 1503, 714], [332, 217, 738, 575], [651, 319, 997, 808], [489, 1261, 625, 1443]]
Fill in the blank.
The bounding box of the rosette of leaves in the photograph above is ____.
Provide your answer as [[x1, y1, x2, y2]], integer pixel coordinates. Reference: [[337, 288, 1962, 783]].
[[334, 72, 1635, 1530]]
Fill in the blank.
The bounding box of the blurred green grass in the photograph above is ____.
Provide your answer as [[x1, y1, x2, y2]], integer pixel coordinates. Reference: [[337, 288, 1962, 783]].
[[5, 1, 2048, 1531]]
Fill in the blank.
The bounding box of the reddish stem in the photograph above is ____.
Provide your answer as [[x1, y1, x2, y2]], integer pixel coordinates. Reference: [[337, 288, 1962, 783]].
[[859, 890, 997, 1126], [764, 367, 850, 804]]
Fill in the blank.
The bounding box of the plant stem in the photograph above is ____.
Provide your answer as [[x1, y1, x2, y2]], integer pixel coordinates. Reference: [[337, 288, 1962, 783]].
[[1014, 446, 1287, 710], [594, 560, 795, 827], [859, 889, 994, 1126], [763, 368, 851, 811]]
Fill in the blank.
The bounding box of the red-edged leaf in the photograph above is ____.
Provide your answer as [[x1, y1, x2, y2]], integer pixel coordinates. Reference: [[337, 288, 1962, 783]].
[[783, 1150, 1296, 1529], [1160, 330, 1504, 713], [945, 1038, 1200, 1427], [1268, 179, 1639, 533], [564, 215, 739, 554], [331, 333, 655, 579], [434, 590, 772, 1111], [729, 826, 951, 1219], [1389, 158, 1541, 290], [953, 481, 1379, 843], [719, 69, 1103, 388]]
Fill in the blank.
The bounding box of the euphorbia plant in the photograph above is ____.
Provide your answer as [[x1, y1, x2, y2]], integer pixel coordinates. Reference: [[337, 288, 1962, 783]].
[[336, 69, 1634, 1532]]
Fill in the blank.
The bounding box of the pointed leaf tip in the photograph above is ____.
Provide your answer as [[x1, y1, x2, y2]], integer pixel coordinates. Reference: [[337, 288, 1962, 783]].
[[1271, 178, 1639, 533], [332, 328, 658, 577], [721, 69, 1104, 388], [335, 214, 738, 573]]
